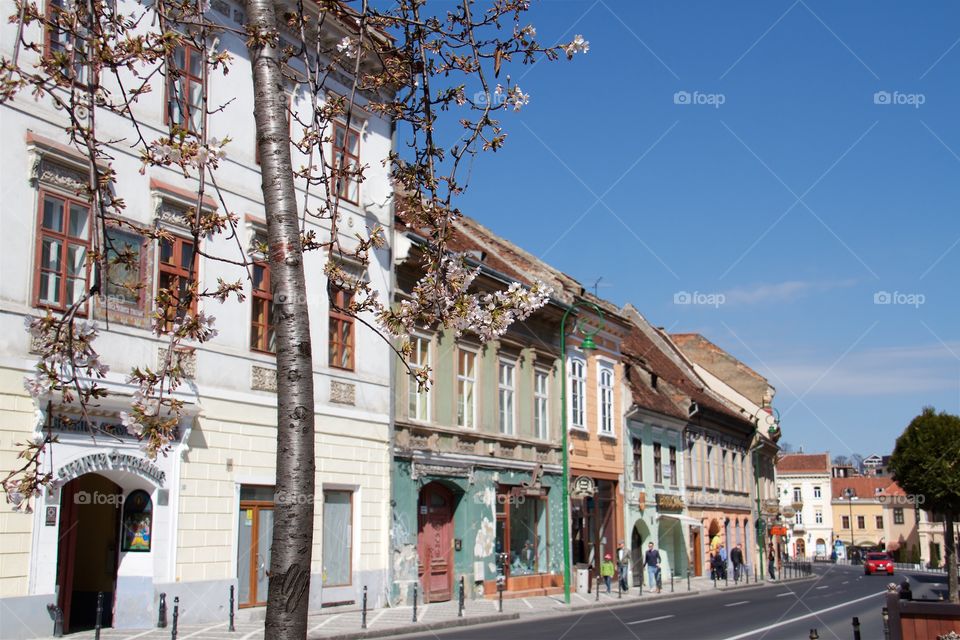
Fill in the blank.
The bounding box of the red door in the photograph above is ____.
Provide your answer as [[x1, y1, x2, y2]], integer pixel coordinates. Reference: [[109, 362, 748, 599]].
[[418, 483, 454, 602]]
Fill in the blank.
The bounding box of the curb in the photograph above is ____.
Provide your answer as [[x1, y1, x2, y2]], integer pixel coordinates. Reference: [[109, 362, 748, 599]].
[[566, 589, 704, 613], [309, 612, 521, 640], [716, 574, 817, 593]]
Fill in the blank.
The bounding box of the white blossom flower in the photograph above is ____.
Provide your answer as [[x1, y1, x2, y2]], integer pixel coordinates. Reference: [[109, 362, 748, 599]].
[[337, 36, 358, 58], [564, 34, 590, 59]]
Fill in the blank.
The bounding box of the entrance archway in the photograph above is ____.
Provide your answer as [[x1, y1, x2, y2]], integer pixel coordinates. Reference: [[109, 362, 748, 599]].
[[417, 482, 454, 603], [57, 474, 122, 633], [630, 519, 651, 587], [795, 538, 806, 558]]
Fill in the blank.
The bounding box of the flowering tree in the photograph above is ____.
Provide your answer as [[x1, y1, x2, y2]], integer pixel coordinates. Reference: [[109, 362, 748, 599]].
[[1, 0, 585, 635]]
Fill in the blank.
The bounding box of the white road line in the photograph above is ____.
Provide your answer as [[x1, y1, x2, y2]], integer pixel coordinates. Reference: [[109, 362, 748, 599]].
[[241, 628, 262, 640], [367, 608, 389, 628], [815, 586, 828, 590], [776, 592, 795, 598], [627, 614, 675, 625], [521, 598, 533, 609], [123, 630, 159, 639], [308, 613, 341, 632], [725, 600, 750, 607], [419, 604, 429, 621], [719, 591, 886, 640], [180, 622, 227, 638], [842, 581, 849, 584]]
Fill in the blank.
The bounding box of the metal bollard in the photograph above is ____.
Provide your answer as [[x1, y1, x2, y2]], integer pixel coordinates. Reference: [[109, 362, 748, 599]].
[[809, 629, 819, 639], [458, 577, 464, 618], [94, 591, 104, 640], [852, 616, 861, 640], [881, 607, 890, 640], [229, 585, 235, 632], [595, 576, 600, 601], [158, 592, 167, 628], [47, 603, 63, 638], [499, 583, 504, 612], [361, 586, 368, 629], [687, 567, 691, 591], [670, 571, 674, 593], [412, 583, 418, 622], [171, 596, 179, 640]]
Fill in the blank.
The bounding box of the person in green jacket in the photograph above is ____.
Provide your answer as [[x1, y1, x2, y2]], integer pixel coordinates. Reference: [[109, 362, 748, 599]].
[[600, 554, 616, 593]]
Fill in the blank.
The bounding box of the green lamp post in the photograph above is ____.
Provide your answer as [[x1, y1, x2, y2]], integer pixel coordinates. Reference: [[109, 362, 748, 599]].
[[560, 300, 603, 604]]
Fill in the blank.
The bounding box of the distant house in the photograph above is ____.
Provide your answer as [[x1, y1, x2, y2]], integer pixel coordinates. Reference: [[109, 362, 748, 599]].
[[776, 453, 833, 559]]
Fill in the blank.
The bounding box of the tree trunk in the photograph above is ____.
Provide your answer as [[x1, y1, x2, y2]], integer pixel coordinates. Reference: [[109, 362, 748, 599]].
[[946, 511, 958, 603], [245, 0, 316, 637]]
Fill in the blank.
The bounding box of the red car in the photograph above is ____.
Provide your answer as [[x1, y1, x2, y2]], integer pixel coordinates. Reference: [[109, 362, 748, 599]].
[[864, 552, 894, 576]]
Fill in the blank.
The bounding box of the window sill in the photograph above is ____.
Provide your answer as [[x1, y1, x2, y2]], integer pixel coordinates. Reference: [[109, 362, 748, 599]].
[[568, 426, 588, 434], [598, 431, 617, 441]]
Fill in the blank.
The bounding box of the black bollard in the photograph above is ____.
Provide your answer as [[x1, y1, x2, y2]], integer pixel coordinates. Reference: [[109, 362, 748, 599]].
[[412, 583, 418, 622], [171, 596, 180, 640], [595, 576, 600, 601], [229, 585, 235, 632], [808, 629, 819, 639], [94, 591, 104, 640], [458, 577, 464, 618], [687, 567, 691, 591], [882, 607, 890, 640], [852, 616, 861, 640], [361, 585, 368, 629], [48, 603, 63, 638], [713, 574, 717, 589], [158, 592, 167, 628], [670, 571, 674, 593]]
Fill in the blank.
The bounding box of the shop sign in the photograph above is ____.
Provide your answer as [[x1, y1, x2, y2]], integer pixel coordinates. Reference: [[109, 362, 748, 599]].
[[761, 499, 781, 516], [570, 475, 596, 498], [58, 450, 166, 486], [655, 493, 685, 512], [770, 525, 788, 536], [52, 413, 179, 440], [638, 490, 646, 511]]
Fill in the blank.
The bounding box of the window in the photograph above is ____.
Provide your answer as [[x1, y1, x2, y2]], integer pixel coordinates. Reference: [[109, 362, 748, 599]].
[[653, 443, 663, 484], [796, 511, 803, 525], [721, 450, 728, 490], [457, 349, 476, 428], [328, 285, 354, 370], [813, 485, 822, 499], [706, 445, 715, 487], [498, 361, 515, 435], [875, 516, 883, 529], [44, 0, 87, 82], [157, 235, 197, 330], [894, 508, 904, 525], [793, 487, 802, 502], [250, 261, 275, 353], [496, 486, 549, 576], [104, 228, 143, 307], [569, 358, 585, 429], [632, 438, 643, 482], [408, 335, 430, 421], [534, 370, 549, 440], [857, 515, 865, 529], [35, 191, 90, 311], [332, 122, 360, 203], [687, 440, 699, 486], [842, 515, 850, 529], [669, 446, 677, 487], [321, 490, 353, 586], [815, 510, 823, 524], [120, 490, 152, 552], [167, 44, 204, 133], [598, 365, 614, 435]]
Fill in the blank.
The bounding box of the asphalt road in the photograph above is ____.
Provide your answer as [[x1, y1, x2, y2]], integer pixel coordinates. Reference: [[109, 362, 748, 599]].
[[397, 564, 950, 640]]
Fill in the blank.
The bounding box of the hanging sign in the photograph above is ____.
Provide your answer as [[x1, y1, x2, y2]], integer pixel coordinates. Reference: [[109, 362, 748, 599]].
[[570, 475, 596, 498]]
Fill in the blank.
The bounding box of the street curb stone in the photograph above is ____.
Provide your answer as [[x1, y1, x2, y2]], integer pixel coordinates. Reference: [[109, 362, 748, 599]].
[[308, 613, 521, 640]]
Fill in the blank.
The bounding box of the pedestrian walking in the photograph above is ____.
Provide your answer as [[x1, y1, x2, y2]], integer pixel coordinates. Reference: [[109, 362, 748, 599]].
[[731, 543, 744, 583], [644, 542, 662, 593], [767, 543, 777, 580], [617, 541, 629, 592], [718, 544, 728, 580], [600, 554, 616, 594]]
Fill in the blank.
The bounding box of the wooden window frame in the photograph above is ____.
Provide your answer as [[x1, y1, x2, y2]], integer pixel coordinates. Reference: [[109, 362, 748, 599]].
[[597, 365, 614, 435], [533, 369, 549, 440], [331, 121, 360, 204], [238, 492, 274, 608], [250, 260, 275, 354], [456, 347, 478, 429], [328, 285, 355, 371], [669, 446, 678, 487], [632, 438, 643, 482], [857, 515, 865, 530], [157, 234, 199, 331], [568, 357, 586, 430], [165, 43, 204, 134], [43, 0, 88, 83], [893, 508, 904, 525], [653, 442, 663, 484], [498, 359, 516, 436], [33, 189, 91, 313], [408, 334, 431, 422]]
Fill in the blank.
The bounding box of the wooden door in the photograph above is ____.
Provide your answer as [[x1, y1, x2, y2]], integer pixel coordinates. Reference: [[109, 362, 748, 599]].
[[418, 483, 453, 603], [691, 529, 702, 577], [56, 480, 80, 631], [237, 502, 274, 607]]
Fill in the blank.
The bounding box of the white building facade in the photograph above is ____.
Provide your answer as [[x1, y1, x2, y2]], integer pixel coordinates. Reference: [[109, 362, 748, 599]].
[[0, 1, 395, 637], [775, 454, 834, 559]]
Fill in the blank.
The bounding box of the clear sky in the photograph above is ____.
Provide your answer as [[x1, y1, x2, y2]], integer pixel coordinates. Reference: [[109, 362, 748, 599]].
[[428, 0, 960, 457]]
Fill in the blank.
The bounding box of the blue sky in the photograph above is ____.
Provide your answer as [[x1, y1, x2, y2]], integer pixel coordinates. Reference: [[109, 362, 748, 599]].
[[425, 0, 960, 457]]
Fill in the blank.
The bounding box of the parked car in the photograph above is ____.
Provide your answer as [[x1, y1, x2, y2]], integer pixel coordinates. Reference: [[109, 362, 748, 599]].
[[864, 552, 895, 576]]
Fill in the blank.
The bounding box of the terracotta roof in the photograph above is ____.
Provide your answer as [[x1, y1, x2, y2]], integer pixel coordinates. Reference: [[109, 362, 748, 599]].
[[776, 453, 830, 474], [831, 476, 890, 500], [671, 333, 769, 385], [880, 481, 905, 497]]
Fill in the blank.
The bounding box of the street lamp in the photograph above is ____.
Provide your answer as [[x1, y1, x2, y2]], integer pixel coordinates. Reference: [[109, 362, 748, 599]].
[[560, 300, 603, 604], [844, 488, 856, 558]]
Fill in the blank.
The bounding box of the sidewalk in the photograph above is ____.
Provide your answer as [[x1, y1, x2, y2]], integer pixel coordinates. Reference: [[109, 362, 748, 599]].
[[37, 574, 815, 640]]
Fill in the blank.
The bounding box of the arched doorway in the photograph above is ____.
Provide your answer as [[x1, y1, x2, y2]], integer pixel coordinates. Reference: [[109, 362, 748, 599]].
[[56, 474, 122, 633], [795, 538, 806, 558], [630, 520, 651, 587], [418, 482, 454, 602], [815, 538, 826, 557]]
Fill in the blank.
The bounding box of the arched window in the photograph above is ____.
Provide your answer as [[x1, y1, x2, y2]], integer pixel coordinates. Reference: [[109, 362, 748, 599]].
[[121, 490, 153, 552]]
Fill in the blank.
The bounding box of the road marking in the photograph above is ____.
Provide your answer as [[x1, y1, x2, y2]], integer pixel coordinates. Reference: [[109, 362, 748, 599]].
[[308, 613, 340, 632], [367, 608, 389, 628], [522, 598, 533, 609], [181, 623, 227, 639], [718, 591, 886, 640], [776, 592, 795, 598], [842, 581, 849, 584], [815, 586, 828, 590], [725, 600, 750, 607], [627, 614, 675, 625], [123, 630, 159, 639]]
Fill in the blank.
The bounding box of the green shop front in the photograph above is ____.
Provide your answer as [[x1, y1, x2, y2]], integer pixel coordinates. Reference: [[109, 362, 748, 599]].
[[391, 438, 565, 602]]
